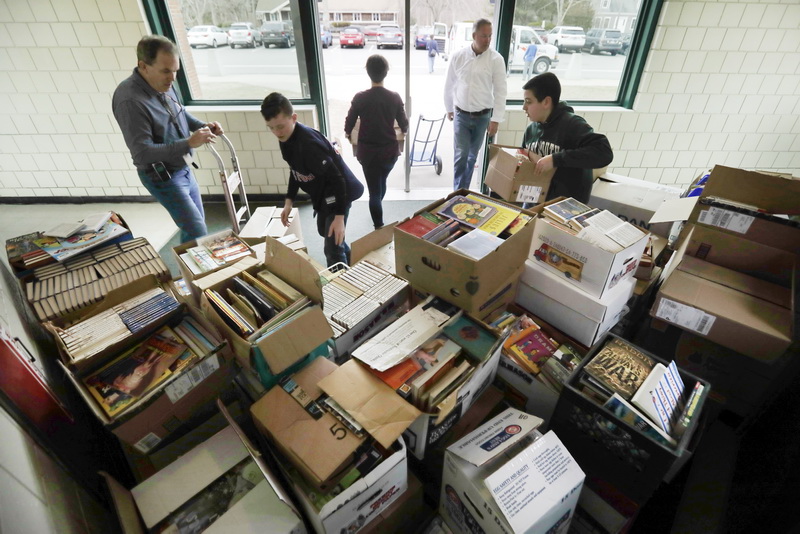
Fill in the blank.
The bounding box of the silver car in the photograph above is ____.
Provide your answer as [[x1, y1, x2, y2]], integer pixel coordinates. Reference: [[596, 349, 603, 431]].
[[377, 24, 403, 49], [228, 22, 262, 49]]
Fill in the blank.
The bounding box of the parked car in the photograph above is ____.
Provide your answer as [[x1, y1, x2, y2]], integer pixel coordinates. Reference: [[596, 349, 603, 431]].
[[261, 21, 294, 48], [415, 26, 433, 49], [187, 25, 228, 48], [582, 28, 623, 55], [377, 24, 403, 49], [508, 25, 559, 75], [340, 27, 365, 48], [320, 26, 332, 48], [228, 22, 262, 48], [620, 33, 632, 55], [547, 26, 586, 53]]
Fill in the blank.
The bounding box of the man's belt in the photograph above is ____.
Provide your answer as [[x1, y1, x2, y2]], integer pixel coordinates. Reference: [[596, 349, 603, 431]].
[[455, 106, 491, 117]]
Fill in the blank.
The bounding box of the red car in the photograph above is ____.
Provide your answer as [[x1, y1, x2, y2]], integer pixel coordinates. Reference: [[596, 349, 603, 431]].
[[340, 27, 365, 48]]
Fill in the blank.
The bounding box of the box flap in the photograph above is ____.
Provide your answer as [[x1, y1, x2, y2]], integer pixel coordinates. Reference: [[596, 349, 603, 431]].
[[319, 359, 422, 449], [677, 255, 792, 308], [255, 305, 333, 375], [351, 223, 397, 272], [595, 172, 683, 196], [447, 407, 543, 467], [649, 197, 698, 224], [701, 165, 800, 215], [193, 256, 261, 291], [238, 206, 277, 238], [264, 237, 323, 303], [130, 425, 250, 528], [100, 472, 145, 534]]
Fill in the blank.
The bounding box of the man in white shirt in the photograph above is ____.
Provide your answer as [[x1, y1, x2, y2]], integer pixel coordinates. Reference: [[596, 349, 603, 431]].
[[444, 19, 508, 191]]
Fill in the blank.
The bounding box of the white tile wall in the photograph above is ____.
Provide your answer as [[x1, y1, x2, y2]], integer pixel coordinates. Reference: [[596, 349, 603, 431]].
[[0, 0, 798, 201]]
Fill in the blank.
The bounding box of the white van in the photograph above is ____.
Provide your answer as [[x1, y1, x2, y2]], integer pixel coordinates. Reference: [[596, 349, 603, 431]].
[[444, 22, 474, 60], [508, 25, 559, 75]]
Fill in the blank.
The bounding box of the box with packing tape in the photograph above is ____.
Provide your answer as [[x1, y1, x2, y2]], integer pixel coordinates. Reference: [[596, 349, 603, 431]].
[[484, 144, 554, 204], [394, 190, 536, 318]]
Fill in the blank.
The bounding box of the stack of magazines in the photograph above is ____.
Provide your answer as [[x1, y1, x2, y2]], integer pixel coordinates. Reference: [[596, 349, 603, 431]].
[[182, 230, 252, 274], [541, 198, 646, 253]]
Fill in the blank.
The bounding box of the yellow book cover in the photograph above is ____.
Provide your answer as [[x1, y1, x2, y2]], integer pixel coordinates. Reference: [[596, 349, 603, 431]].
[[466, 194, 520, 236]]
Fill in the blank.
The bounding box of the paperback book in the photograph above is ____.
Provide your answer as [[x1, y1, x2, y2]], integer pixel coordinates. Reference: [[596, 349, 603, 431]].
[[32, 218, 130, 262], [436, 195, 498, 229], [443, 315, 497, 363], [502, 325, 558, 374], [396, 212, 444, 237], [465, 193, 520, 236], [543, 197, 594, 225]]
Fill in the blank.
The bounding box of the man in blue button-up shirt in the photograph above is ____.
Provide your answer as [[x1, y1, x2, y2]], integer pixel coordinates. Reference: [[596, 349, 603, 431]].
[[112, 35, 224, 243]]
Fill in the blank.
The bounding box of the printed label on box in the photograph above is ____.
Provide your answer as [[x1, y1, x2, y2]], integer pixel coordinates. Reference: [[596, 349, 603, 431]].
[[165, 354, 221, 403], [516, 185, 543, 204], [134, 432, 162, 454], [655, 298, 716, 335], [698, 207, 754, 234]]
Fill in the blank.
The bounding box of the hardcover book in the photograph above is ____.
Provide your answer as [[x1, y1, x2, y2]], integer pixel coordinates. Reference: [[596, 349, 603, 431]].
[[396, 212, 443, 237], [443, 315, 497, 363], [436, 195, 498, 229], [583, 337, 655, 401]]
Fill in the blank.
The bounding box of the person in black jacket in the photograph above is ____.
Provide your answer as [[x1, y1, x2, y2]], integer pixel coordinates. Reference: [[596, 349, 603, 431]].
[[261, 93, 364, 267], [344, 55, 408, 230], [521, 72, 613, 203]]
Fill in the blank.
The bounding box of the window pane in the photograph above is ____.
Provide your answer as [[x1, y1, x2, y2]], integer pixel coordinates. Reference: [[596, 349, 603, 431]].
[[173, 1, 309, 100], [509, 0, 643, 102]]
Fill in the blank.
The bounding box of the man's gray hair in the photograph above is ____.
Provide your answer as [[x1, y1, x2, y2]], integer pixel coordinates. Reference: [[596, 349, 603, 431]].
[[137, 35, 178, 65], [473, 19, 492, 33]]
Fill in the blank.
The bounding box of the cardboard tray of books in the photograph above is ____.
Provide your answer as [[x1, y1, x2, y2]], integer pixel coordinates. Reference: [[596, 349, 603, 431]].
[[21, 236, 171, 323], [549, 333, 710, 504]]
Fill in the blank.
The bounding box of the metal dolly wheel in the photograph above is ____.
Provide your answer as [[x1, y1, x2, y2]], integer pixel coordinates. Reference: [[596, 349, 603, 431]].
[[207, 134, 251, 233], [409, 114, 445, 175]]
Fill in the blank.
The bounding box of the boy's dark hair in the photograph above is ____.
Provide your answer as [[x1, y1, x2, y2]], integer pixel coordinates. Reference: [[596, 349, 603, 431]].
[[523, 72, 561, 105], [137, 35, 178, 64], [261, 92, 293, 120], [365, 55, 389, 83]]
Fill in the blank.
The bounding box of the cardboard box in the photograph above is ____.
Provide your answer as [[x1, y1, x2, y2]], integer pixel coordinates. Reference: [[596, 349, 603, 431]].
[[529, 214, 648, 299], [695, 164, 800, 216], [194, 241, 333, 375], [102, 425, 306, 534], [516, 259, 635, 347], [403, 334, 503, 460], [239, 206, 303, 242], [360, 471, 428, 534], [250, 357, 366, 491], [652, 234, 795, 362], [394, 190, 535, 316], [173, 231, 257, 306], [590, 172, 683, 238], [440, 408, 585, 534], [484, 144, 554, 204]]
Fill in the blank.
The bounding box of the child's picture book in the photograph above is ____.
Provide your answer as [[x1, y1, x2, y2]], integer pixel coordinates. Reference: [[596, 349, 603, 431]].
[[443, 315, 497, 363], [436, 195, 498, 229]]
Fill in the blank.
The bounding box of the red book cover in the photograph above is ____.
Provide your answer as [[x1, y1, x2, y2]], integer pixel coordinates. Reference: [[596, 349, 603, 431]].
[[396, 212, 442, 237]]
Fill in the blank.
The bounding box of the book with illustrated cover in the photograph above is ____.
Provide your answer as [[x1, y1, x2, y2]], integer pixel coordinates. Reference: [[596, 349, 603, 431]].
[[552, 342, 584, 372], [568, 208, 602, 231], [32, 219, 130, 262], [583, 337, 655, 401], [543, 197, 594, 225], [501, 213, 534, 237], [436, 195, 498, 229], [466, 194, 520, 236], [396, 212, 444, 237], [502, 325, 558, 374], [603, 393, 677, 447], [197, 229, 251, 262], [443, 315, 497, 363], [83, 330, 189, 418], [6, 231, 45, 267]]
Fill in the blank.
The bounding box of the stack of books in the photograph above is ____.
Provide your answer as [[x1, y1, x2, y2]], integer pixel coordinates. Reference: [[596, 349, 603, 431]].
[[577, 337, 705, 447], [54, 286, 180, 368], [501, 314, 584, 393], [181, 230, 252, 274], [24, 237, 170, 322], [321, 260, 408, 338], [396, 194, 532, 260], [204, 267, 306, 337], [541, 198, 646, 253]]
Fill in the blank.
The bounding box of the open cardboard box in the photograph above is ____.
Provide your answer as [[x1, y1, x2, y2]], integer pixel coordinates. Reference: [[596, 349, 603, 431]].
[[194, 240, 333, 375], [440, 407, 585, 534], [394, 189, 536, 317], [590, 172, 683, 238], [652, 224, 795, 362], [48, 276, 237, 453], [239, 206, 303, 242], [173, 231, 257, 307], [250, 357, 413, 533], [529, 208, 649, 300], [516, 258, 635, 347], [484, 144, 554, 204]]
